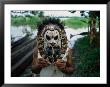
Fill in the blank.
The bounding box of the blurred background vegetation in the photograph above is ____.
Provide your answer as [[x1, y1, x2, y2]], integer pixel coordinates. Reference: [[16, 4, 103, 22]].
[[11, 11, 99, 29]]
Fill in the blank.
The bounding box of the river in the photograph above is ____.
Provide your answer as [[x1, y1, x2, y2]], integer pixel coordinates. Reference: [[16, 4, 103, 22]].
[[11, 25, 88, 44]]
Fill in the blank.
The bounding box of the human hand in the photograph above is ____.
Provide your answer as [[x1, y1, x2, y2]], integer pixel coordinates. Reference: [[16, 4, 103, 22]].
[[37, 58, 50, 68], [55, 59, 66, 70], [55, 59, 75, 74], [32, 58, 50, 74]]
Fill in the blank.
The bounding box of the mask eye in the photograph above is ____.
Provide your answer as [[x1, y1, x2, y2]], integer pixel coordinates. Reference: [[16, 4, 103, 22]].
[[46, 35, 51, 40], [54, 36, 58, 40]]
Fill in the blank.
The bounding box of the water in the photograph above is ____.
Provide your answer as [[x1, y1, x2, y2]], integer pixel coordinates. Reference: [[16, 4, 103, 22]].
[[64, 26, 88, 48], [64, 26, 99, 48], [65, 26, 88, 40], [60, 18, 69, 20], [11, 25, 38, 42], [11, 25, 88, 48]]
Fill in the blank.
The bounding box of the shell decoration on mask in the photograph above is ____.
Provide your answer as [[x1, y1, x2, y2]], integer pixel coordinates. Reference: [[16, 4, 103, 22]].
[[37, 17, 67, 63]]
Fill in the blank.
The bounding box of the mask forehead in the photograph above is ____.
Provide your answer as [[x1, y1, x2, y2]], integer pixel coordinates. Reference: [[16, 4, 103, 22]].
[[44, 30, 59, 37], [52, 30, 59, 37], [43, 24, 60, 39]]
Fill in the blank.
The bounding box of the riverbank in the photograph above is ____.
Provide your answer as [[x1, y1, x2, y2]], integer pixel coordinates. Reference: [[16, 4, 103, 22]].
[[11, 16, 88, 29], [72, 36, 100, 77], [64, 17, 88, 29]]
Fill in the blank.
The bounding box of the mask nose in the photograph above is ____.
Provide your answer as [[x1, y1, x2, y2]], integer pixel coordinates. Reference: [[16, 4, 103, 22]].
[[50, 42, 55, 46]]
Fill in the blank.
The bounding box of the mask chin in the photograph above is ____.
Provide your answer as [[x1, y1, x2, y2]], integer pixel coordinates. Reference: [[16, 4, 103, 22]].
[[44, 46, 61, 63]]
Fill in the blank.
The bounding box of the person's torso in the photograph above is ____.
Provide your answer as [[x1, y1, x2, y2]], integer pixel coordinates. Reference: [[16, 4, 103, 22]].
[[40, 64, 66, 77]]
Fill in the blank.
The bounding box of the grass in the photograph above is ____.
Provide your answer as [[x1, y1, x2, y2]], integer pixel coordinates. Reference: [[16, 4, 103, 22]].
[[64, 17, 88, 29], [71, 36, 100, 77], [11, 16, 89, 29], [11, 16, 41, 29]]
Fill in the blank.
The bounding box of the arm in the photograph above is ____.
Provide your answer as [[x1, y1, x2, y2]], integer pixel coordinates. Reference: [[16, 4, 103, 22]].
[[55, 48, 75, 74], [31, 44, 50, 74], [32, 58, 50, 74]]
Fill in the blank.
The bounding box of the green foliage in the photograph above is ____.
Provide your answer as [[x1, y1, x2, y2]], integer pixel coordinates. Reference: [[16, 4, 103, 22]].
[[11, 16, 89, 29], [11, 16, 41, 29], [38, 11, 44, 18], [72, 36, 100, 77], [64, 17, 88, 29]]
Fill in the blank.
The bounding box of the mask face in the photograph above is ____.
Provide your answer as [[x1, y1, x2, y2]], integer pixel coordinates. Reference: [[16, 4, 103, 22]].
[[43, 24, 62, 62], [37, 19, 67, 62], [43, 24, 61, 49]]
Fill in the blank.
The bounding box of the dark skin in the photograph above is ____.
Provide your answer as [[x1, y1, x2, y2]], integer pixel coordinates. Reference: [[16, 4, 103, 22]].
[[32, 58, 74, 74], [32, 58, 50, 74], [55, 59, 74, 74], [55, 48, 75, 74]]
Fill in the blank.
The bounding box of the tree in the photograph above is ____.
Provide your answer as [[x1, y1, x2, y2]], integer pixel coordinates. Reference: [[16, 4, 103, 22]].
[[88, 11, 100, 47], [69, 10, 100, 47], [38, 11, 44, 18], [79, 11, 100, 47], [31, 11, 39, 16]]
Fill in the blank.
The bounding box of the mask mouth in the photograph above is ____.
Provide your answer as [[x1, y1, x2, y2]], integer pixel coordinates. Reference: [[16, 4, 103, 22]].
[[50, 43, 56, 47], [44, 46, 61, 63]]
